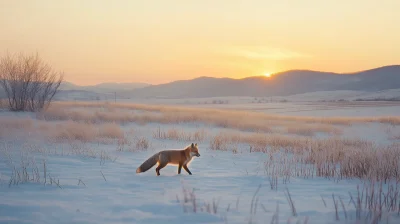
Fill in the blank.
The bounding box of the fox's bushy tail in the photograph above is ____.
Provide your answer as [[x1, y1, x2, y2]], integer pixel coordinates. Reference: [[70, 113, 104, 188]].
[[136, 152, 159, 173]]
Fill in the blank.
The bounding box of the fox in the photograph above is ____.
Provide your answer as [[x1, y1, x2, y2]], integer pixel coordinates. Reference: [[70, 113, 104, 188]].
[[136, 143, 201, 176]]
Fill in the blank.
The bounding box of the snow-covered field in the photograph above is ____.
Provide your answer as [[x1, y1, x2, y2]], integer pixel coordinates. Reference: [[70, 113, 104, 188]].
[[1, 100, 400, 224]]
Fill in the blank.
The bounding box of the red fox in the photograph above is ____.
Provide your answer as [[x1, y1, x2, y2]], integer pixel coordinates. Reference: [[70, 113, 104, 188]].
[[136, 143, 201, 176]]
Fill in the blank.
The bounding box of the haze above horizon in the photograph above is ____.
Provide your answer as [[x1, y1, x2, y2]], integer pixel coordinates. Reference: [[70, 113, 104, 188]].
[[1, 0, 399, 85]]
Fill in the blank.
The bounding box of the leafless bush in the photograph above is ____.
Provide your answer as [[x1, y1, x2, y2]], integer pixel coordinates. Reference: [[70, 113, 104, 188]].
[[0, 52, 63, 111]]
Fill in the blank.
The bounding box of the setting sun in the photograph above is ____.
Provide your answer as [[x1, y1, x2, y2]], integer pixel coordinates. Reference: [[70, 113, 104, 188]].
[[264, 73, 272, 78]]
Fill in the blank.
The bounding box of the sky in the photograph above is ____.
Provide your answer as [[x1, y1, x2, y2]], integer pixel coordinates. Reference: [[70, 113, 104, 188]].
[[1, 0, 399, 85]]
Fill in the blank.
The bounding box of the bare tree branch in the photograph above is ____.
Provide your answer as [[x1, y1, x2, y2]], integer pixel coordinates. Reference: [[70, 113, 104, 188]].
[[0, 52, 63, 112]]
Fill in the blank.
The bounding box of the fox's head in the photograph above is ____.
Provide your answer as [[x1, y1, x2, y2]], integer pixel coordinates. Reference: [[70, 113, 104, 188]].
[[190, 143, 200, 157]]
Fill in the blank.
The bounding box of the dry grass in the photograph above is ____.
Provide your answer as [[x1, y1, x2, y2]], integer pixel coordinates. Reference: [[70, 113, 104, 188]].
[[0, 116, 35, 139], [116, 136, 151, 152], [35, 101, 400, 139], [49, 121, 125, 143], [209, 130, 400, 182], [0, 116, 34, 130], [384, 125, 400, 140], [51, 101, 400, 125], [52, 121, 97, 142], [177, 180, 393, 224], [0, 144, 62, 188], [0, 99, 7, 109], [153, 127, 207, 142], [134, 137, 150, 151], [97, 123, 125, 139], [286, 123, 342, 136], [0, 115, 125, 143]]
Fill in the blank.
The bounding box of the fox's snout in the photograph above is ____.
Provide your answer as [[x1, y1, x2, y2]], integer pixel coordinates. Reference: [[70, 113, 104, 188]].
[[196, 153, 200, 157]]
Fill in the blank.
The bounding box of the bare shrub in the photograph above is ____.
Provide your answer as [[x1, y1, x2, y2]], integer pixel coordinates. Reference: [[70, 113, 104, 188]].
[[0, 52, 63, 111]]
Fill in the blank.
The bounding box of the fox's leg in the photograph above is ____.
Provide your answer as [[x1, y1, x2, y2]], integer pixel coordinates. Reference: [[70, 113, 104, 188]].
[[155, 154, 168, 176], [178, 163, 183, 174], [183, 164, 192, 175], [156, 162, 167, 176], [156, 162, 168, 176]]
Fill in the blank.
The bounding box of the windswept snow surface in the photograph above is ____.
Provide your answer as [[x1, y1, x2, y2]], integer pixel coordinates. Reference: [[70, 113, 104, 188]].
[[1, 102, 400, 224], [0, 141, 398, 224]]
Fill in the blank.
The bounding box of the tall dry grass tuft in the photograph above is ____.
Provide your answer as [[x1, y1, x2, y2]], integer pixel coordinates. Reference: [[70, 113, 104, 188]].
[[1, 144, 62, 188], [135, 137, 150, 151], [52, 121, 97, 142], [208, 130, 400, 182], [377, 117, 400, 126], [153, 127, 207, 142], [209, 131, 241, 151], [97, 123, 125, 139], [0, 116, 34, 130], [0, 116, 35, 139], [0, 118, 126, 144]]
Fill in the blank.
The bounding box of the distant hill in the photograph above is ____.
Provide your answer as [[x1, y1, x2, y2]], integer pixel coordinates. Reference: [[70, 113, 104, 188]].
[[60, 81, 150, 93], [2, 65, 400, 101], [128, 65, 400, 98], [55, 81, 151, 101]]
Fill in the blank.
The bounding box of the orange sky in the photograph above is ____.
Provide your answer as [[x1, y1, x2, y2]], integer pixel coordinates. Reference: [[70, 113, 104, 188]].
[[1, 0, 399, 85]]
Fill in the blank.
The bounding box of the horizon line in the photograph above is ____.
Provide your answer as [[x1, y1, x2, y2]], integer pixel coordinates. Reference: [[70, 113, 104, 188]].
[[64, 64, 400, 87]]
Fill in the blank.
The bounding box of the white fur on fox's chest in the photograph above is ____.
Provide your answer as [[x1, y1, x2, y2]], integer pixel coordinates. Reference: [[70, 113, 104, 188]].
[[183, 155, 194, 165]]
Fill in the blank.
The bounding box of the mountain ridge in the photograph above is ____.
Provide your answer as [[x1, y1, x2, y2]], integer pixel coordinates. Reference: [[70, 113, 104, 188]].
[[127, 65, 400, 98]]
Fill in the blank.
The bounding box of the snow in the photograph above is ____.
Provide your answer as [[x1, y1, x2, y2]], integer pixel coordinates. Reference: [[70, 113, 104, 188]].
[[1, 101, 400, 224], [0, 145, 381, 224]]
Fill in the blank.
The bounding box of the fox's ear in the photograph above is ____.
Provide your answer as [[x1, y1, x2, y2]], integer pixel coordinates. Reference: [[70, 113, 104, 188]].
[[195, 143, 198, 146], [191, 143, 194, 148]]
